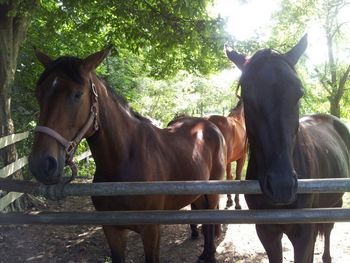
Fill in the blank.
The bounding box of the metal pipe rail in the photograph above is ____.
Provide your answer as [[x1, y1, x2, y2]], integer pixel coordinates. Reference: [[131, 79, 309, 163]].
[[1, 178, 350, 199], [1, 208, 350, 225]]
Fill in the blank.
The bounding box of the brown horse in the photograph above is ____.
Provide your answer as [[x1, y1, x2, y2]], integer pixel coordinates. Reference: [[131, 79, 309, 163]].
[[28, 47, 227, 263], [205, 100, 247, 209], [225, 35, 350, 263]]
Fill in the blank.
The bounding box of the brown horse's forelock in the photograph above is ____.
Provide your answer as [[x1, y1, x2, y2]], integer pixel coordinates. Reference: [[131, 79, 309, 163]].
[[37, 56, 84, 86]]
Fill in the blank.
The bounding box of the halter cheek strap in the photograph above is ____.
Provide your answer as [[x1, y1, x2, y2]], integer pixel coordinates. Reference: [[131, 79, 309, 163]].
[[34, 81, 99, 183]]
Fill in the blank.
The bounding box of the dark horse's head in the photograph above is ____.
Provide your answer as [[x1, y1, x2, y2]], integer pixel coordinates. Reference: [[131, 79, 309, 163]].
[[29, 47, 111, 185], [225, 35, 307, 205]]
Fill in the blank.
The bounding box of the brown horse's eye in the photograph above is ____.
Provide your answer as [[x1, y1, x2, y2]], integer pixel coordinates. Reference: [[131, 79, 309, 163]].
[[73, 91, 83, 102]]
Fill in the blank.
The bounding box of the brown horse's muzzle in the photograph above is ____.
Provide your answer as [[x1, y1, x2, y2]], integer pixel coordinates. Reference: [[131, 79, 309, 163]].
[[29, 144, 65, 185]]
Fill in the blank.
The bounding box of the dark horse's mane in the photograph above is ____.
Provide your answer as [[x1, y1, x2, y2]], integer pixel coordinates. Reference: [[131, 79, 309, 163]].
[[37, 56, 151, 124]]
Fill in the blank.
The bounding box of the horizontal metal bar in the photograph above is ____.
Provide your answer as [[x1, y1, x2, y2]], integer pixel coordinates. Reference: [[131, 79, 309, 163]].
[[1, 178, 350, 198], [1, 208, 350, 225]]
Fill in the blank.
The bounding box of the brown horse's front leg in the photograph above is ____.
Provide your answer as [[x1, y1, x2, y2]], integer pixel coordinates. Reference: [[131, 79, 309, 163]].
[[198, 224, 216, 263], [103, 225, 128, 263], [226, 163, 233, 208], [140, 225, 161, 263], [234, 157, 245, 210]]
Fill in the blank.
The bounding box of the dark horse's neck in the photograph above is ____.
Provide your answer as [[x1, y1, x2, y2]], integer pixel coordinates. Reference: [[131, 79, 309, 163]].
[[86, 76, 147, 181]]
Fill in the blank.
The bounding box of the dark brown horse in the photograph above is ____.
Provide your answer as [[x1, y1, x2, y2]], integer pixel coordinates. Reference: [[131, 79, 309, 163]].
[[205, 100, 247, 209], [225, 35, 350, 263], [28, 47, 227, 263]]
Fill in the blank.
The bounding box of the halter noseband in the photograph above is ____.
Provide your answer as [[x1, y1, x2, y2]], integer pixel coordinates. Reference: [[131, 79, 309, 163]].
[[34, 80, 99, 183]]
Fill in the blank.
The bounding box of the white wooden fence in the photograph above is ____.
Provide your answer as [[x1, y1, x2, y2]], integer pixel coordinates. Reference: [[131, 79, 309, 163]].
[[0, 132, 91, 211]]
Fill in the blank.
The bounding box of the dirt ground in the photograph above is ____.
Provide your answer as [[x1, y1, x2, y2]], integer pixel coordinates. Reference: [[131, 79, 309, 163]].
[[0, 191, 349, 263]]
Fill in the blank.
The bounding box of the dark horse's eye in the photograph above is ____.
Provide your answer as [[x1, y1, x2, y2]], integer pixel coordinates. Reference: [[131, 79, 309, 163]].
[[73, 91, 83, 102]]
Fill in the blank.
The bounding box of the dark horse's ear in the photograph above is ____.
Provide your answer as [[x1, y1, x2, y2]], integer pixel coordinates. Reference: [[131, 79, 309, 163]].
[[224, 44, 247, 70], [34, 47, 54, 68], [81, 45, 112, 72], [283, 34, 308, 66]]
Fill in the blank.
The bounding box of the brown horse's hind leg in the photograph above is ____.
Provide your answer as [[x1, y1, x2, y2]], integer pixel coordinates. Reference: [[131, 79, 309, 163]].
[[103, 226, 128, 263], [196, 194, 220, 263], [190, 203, 200, 239], [140, 225, 161, 263], [234, 156, 245, 210], [226, 163, 233, 208]]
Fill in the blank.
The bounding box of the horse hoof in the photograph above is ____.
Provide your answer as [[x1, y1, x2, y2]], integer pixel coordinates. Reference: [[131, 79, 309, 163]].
[[191, 232, 199, 240], [226, 200, 233, 208], [235, 204, 242, 210], [196, 257, 216, 263], [322, 254, 332, 263]]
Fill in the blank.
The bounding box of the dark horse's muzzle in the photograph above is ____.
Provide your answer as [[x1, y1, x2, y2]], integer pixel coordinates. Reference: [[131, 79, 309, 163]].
[[260, 170, 298, 205]]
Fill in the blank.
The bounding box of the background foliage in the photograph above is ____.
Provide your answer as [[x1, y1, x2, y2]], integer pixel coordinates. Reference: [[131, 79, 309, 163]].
[[5, 0, 350, 176]]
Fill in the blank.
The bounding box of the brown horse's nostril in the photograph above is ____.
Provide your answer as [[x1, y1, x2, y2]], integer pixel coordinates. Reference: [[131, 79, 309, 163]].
[[29, 154, 60, 185], [45, 155, 58, 176]]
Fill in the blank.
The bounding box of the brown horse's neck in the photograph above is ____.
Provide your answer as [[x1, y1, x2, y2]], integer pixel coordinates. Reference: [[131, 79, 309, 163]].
[[86, 78, 140, 179]]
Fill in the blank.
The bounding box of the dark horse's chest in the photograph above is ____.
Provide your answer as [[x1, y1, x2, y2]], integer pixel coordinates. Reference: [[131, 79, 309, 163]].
[[246, 114, 350, 210]]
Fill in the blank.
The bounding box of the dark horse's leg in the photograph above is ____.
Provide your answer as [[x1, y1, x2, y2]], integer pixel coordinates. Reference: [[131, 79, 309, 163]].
[[140, 225, 161, 263], [286, 224, 317, 263], [103, 226, 128, 263], [234, 156, 246, 210], [319, 223, 334, 263], [226, 163, 233, 208], [256, 224, 283, 263]]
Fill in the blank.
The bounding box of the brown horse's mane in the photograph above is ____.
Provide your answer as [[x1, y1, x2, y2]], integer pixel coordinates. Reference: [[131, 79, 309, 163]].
[[228, 99, 243, 116], [97, 76, 152, 124], [37, 55, 151, 124]]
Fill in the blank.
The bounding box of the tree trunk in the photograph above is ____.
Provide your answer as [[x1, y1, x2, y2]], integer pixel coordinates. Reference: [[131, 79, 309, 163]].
[[0, 1, 35, 211], [330, 98, 341, 117]]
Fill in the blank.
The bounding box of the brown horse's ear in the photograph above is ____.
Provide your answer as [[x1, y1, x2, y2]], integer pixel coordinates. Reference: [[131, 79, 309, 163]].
[[34, 47, 54, 68], [224, 44, 247, 70], [283, 34, 308, 66], [81, 45, 112, 72]]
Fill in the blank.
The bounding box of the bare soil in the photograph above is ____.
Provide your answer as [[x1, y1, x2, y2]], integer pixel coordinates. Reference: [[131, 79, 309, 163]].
[[0, 190, 349, 263]]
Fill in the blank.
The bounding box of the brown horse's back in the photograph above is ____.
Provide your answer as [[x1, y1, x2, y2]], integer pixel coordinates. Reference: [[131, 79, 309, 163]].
[[206, 114, 246, 163], [165, 117, 227, 182]]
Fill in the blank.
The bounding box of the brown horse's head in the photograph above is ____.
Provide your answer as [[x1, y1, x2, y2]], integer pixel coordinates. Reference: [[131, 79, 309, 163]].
[[225, 35, 307, 205], [29, 46, 111, 185]]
